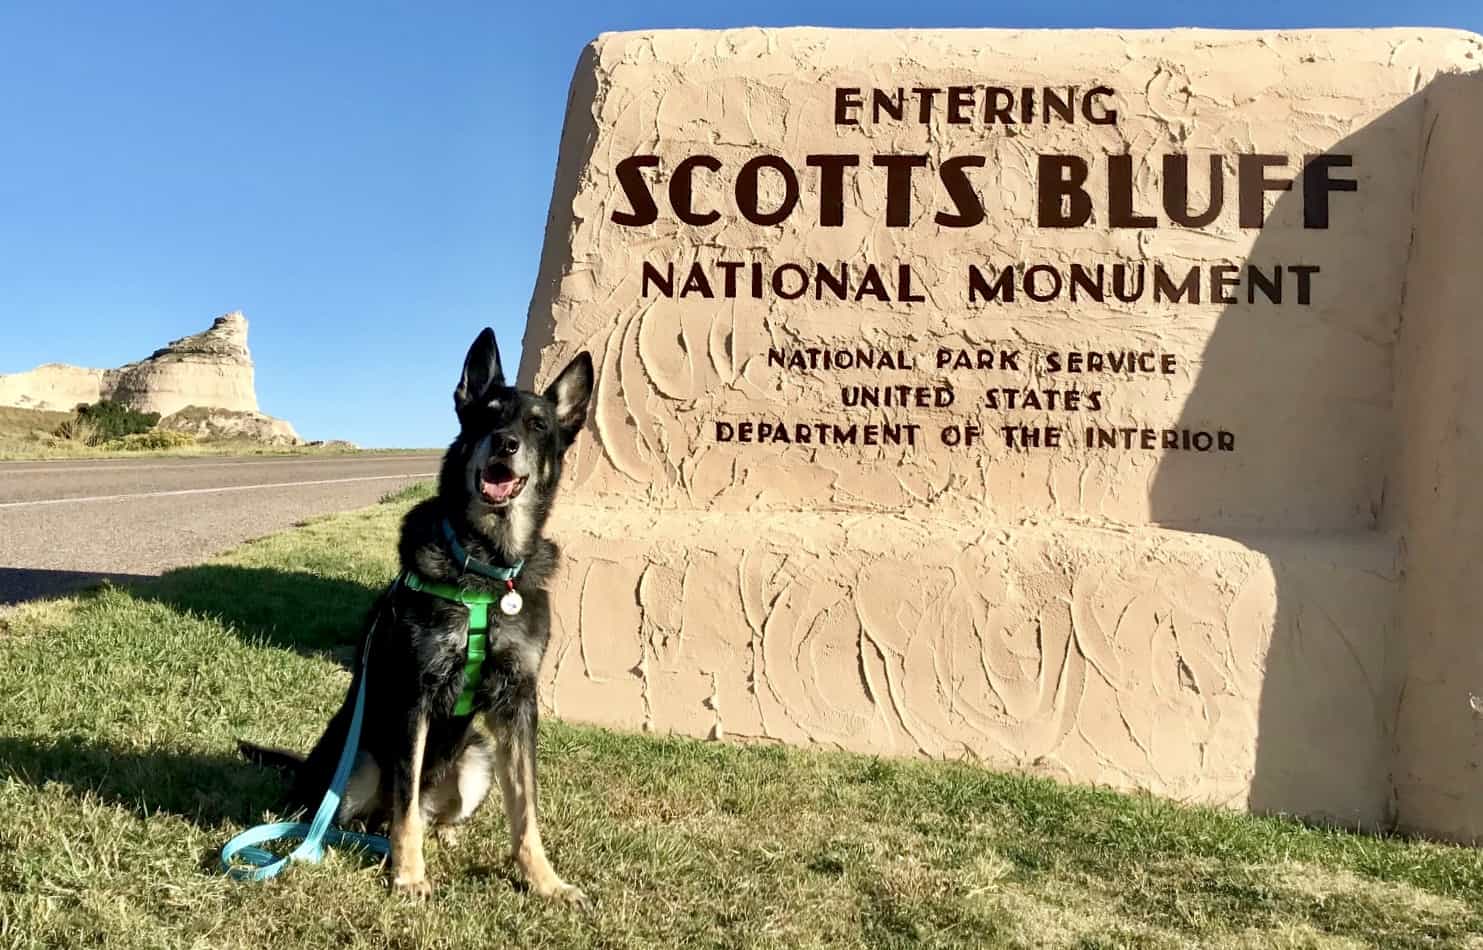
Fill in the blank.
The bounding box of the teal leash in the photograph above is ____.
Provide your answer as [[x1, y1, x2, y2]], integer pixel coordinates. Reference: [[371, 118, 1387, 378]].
[[220, 587, 394, 881]]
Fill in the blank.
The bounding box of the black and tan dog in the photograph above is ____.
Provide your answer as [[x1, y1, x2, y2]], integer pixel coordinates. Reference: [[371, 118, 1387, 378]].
[[240, 328, 593, 900]]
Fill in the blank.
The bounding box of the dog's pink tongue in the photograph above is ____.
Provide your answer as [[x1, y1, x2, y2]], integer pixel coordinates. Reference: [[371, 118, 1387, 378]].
[[482, 472, 519, 502]]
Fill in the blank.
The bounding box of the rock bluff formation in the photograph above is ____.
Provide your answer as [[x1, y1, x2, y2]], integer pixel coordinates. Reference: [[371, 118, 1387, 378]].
[[0, 311, 298, 441], [520, 28, 1483, 841]]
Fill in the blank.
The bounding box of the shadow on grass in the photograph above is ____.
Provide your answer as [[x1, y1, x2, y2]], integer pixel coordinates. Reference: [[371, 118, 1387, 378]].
[[135, 565, 383, 659], [0, 567, 155, 606], [0, 734, 283, 828]]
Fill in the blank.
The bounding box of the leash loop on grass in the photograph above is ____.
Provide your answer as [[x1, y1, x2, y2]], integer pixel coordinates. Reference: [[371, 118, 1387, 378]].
[[219, 584, 395, 881]]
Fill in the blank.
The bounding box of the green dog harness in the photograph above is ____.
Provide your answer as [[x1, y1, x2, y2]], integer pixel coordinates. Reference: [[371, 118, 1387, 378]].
[[402, 522, 526, 716], [401, 572, 496, 716]]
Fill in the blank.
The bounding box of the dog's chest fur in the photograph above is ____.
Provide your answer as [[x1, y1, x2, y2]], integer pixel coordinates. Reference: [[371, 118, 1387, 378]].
[[383, 498, 560, 721]]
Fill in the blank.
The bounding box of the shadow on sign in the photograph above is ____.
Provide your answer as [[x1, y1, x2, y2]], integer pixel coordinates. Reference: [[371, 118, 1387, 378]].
[[1149, 90, 1423, 826]]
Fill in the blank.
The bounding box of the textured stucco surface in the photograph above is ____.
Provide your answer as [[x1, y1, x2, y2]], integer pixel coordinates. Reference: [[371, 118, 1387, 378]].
[[542, 508, 1398, 823], [520, 28, 1483, 836], [1386, 71, 1483, 842]]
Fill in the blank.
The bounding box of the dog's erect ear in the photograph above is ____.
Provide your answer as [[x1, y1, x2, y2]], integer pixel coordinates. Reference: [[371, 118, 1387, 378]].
[[543, 351, 594, 447], [454, 328, 505, 414]]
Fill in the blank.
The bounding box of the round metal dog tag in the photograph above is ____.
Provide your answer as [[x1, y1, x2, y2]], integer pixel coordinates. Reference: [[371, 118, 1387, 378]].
[[499, 589, 523, 616]]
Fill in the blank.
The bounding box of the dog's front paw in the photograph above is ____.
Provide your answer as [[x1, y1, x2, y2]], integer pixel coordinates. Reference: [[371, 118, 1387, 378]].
[[392, 874, 433, 900], [539, 881, 589, 908]]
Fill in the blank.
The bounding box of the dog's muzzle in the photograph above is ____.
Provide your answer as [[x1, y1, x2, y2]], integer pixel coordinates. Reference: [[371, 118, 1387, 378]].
[[477, 460, 527, 506]]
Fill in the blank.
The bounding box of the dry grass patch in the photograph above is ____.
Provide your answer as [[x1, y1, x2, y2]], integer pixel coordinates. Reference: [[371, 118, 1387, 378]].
[[0, 406, 436, 458]]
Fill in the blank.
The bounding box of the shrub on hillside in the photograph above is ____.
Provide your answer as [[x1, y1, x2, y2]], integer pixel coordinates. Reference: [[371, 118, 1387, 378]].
[[105, 430, 196, 451], [54, 400, 160, 444], [51, 417, 100, 445]]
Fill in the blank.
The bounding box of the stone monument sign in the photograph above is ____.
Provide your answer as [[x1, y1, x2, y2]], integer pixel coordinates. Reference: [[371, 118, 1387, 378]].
[[519, 28, 1483, 841]]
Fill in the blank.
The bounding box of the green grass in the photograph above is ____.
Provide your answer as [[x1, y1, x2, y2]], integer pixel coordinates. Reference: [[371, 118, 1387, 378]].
[[2, 486, 1481, 948]]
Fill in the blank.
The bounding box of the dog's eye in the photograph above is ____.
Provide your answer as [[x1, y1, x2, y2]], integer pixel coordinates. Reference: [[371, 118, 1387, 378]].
[[527, 416, 548, 433]]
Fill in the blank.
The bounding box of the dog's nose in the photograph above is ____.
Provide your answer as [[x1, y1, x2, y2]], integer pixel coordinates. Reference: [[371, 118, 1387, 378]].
[[496, 433, 520, 457]]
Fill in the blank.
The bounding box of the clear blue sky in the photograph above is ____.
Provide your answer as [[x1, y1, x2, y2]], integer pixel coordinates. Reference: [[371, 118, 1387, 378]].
[[1, 2, 1479, 447]]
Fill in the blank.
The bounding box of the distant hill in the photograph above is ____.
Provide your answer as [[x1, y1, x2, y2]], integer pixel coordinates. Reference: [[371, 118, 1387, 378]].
[[0, 311, 299, 444]]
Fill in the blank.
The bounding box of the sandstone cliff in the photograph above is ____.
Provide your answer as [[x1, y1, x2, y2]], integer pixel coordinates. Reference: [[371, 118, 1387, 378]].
[[108, 312, 258, 416], [0, 311, 299, 442]]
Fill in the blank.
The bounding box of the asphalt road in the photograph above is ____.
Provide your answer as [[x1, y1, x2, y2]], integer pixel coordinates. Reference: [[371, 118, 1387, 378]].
[[0, 453, 441, 603]]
